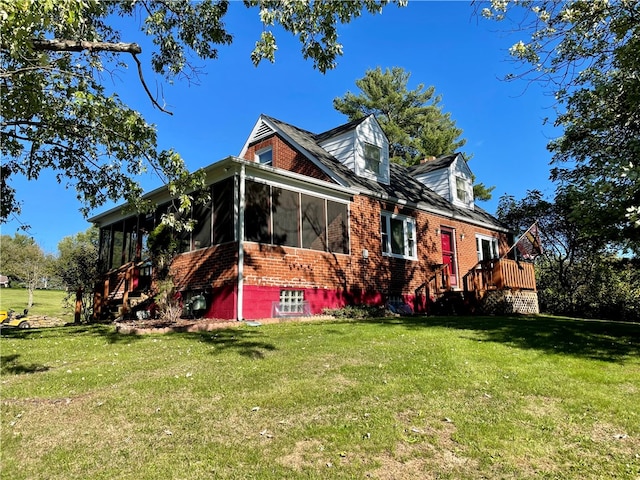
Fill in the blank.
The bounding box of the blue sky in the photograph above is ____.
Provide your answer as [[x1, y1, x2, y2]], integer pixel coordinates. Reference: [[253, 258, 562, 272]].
[[4, 1, 559, 253]]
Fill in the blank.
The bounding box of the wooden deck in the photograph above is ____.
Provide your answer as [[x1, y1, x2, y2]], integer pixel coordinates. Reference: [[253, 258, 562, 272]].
[[463, 258, 536, 297]]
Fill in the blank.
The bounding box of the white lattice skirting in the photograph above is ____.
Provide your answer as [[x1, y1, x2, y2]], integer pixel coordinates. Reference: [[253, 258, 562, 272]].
[[481, 290, 539, 315]]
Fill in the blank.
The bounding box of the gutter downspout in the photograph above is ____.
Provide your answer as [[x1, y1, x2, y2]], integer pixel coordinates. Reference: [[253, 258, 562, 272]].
[[237, 165, 246, 321]]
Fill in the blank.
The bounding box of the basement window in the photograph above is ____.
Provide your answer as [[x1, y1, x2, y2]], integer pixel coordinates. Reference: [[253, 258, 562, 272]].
[[272, 289, 310, 317]]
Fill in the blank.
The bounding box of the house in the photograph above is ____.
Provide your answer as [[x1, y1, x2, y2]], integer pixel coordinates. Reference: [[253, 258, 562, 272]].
[[90, 114, 538, 320]]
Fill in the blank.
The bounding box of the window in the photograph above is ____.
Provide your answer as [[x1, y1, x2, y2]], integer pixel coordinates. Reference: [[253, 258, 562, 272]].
[[456, 177, 468, 203], [244, 180, 350, 254], [256, 147, 273, 166], [301, 194, 326, 251], [273, 187, 300, 247], [476, 235, 499, 262], [244, 181, 271, 243], [364, 143, 381, 175], [327, 201, 349, 254], [381, 212, 416, 259], [99, 227, 112, 272], [212, 177, 235, 244], [279, 290, 304, 314], [111, 226, 124, 268], [192, 197, 212, 250]]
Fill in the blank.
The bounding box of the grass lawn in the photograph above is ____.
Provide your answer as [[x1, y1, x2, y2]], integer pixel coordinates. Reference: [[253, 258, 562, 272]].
[[1, 315, 639, 479], [0, 288, 71, 320]]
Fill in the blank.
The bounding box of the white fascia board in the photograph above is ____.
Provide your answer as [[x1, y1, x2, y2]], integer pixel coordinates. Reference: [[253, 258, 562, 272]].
[[88, 156, 239, 226], [454, 153, 474, 178]]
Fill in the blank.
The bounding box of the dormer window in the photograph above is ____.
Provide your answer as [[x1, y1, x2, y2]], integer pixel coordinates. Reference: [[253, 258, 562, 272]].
[[256, 147, 273, 166], [456, 177, 468, 203], [363, 143, 381, 175]]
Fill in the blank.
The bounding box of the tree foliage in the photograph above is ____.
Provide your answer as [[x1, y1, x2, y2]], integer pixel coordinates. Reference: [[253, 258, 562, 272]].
[[481, 0, 640, 251], [0, 233, 52, 307], [334, 67, 494, 200], [54, 227, 99, 322], [0, 0, 405, 224], [497, 189, 640, 321]]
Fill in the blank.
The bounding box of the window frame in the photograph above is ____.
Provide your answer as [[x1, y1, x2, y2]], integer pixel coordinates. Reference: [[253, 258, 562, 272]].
[[476, 234, 499, 262], [363, 142, 381, 175], [380, 212, 417, 260], [455, 176, 468, 203], [279, 289, 305, 314], [255, 147, 273, 166], [244, 180, 350, 255]]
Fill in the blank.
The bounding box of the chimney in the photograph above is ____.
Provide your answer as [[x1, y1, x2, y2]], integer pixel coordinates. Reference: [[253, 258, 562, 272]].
[[420, 156, 436, 164]]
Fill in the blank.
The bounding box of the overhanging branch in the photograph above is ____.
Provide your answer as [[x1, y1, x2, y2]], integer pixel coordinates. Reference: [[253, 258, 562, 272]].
[[30, 38, 173, 115], [32, 39, 142, 55]]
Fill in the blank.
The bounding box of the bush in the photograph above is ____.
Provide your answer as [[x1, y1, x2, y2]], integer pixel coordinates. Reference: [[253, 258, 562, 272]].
[[323, 304, 387, 319]]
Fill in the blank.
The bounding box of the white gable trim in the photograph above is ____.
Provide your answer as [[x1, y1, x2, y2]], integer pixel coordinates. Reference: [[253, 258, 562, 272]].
[[239, 115, 350, 188]]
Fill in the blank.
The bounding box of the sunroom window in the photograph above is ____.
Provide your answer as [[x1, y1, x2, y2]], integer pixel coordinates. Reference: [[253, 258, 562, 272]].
[[381, 212, 416, 259]]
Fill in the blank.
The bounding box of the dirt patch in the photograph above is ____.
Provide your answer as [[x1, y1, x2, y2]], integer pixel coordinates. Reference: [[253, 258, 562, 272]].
[[365, 410, 478, 479], [115, 315, 336, 335], [277, 439, 331, 471]]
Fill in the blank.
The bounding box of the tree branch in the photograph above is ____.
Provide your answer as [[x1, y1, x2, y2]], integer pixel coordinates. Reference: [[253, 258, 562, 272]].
[[28, 38, 173, 115], [32, 39, 142, 55], [131, 53, 173, 115]]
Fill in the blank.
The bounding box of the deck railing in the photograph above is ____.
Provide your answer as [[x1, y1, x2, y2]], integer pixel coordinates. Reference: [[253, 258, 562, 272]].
[[427, 263, 451, 298], [94, 260, 152, 319], [463, 258, 536, 296]]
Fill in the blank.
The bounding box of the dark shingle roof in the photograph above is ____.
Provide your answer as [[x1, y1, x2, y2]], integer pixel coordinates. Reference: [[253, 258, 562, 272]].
[[315, 116, 369, 142], [407, 154, 458, 175], [262, 115, 507, 231]]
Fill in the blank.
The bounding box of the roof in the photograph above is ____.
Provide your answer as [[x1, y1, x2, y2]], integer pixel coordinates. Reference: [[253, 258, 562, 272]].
[[263, 115, 507, 232], [315, 116, 369, 142], [407, 153, 458, 175]]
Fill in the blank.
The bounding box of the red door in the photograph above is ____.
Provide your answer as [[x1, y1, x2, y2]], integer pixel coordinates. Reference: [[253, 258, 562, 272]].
[[440, 229, 457, 287]]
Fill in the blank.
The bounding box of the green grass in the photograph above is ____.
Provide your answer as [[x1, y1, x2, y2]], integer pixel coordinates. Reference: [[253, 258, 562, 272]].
[[1, 315, 639, 479], [0, 288, 71, 319]]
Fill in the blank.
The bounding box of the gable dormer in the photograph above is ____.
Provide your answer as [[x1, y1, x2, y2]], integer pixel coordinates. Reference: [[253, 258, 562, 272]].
[[317, 115, 390, 185], [409, 153, 475, 210]]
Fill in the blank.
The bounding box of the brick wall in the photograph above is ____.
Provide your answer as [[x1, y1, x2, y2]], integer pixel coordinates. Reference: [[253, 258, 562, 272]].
[[169, 242, 238, 291], [244, 136, 332, 181], [240, 194, 510, 317]]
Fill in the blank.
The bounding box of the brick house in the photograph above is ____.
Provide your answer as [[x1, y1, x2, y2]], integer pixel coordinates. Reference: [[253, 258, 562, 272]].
[[90, 114, 538, 320]]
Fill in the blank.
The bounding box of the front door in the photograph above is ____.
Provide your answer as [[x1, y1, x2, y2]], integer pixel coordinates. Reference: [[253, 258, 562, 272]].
[[440, 228, 458, 287]]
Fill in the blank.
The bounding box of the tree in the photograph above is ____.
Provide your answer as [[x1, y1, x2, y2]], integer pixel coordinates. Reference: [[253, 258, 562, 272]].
[[1, 0, 406, 224], [480, 0, 640, 251], [0, 233, 52, 308], [54, 227, 100, 323], [497, 189, 640, 320], [333, 67, 494, 200]]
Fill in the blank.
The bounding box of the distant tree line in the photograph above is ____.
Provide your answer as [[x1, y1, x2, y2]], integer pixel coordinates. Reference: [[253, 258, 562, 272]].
[[0, 228, 98, 321], [498, 190, 639, 322]]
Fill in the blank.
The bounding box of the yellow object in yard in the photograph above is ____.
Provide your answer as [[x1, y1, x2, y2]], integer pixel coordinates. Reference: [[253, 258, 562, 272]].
[[0, 309, 31, 329]]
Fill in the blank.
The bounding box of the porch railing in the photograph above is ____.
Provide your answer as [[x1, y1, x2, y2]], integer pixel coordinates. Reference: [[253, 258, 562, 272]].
[[94, 260, 152, 319], [463, 258, 536, 297], [427, 263, 451, 298]]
